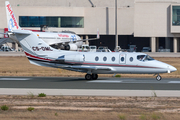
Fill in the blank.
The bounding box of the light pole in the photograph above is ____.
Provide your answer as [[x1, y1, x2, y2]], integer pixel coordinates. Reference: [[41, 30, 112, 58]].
[[115, 0, 118, 50]]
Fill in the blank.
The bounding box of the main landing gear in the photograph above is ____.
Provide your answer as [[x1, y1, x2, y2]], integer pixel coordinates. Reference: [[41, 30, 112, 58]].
[[85, 74, 98, 80], [155, 74, 162, 81]]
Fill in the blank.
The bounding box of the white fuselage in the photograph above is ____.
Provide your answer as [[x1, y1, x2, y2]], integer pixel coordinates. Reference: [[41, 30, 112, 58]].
[[26, 51, 177, 74]]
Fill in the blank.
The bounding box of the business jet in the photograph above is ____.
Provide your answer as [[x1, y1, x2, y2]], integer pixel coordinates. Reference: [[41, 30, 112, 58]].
[[4, 1, 177, 81], [3, 1, 99, 51]]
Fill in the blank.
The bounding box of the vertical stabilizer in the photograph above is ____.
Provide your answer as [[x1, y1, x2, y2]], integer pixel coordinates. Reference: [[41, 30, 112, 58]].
[[14, 30, 59, 56], [5, 1, 21, 31], [14, 30, 59, 67]]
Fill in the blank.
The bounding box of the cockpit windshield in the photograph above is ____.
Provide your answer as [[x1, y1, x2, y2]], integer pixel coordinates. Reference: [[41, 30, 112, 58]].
[[137, 55, 154, 61], [144, 55, 154, 61]]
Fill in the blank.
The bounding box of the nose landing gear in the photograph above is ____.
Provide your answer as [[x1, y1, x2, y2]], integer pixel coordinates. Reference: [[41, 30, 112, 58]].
[[156, 74, 162, 81], [85, 74, 98, 80]]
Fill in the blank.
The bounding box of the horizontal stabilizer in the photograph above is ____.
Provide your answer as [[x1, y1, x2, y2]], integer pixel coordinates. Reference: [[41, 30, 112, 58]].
[[13, 30, 31, 35], [0, 32, 8, 35]]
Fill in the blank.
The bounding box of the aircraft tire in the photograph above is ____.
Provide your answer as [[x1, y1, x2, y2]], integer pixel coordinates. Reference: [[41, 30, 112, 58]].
[[92, 74, 98, 80], [156, 75, 162, 81], [85, 74, 92, 80]]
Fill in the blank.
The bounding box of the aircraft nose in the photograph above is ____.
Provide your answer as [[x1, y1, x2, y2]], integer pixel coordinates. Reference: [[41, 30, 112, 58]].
[[168, 65, 177, 72]]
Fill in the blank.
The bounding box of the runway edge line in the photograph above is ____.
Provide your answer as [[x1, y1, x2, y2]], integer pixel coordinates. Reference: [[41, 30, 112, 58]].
[[0, 88, 180, 97]]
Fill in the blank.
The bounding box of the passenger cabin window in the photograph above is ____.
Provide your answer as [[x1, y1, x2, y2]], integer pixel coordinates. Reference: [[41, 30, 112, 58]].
[[95, 56, 99, 61], [129, 57, 133, 62], [112, 57, 115, 62], [103, 57, 107, 61], [137, 55, 154, 61]]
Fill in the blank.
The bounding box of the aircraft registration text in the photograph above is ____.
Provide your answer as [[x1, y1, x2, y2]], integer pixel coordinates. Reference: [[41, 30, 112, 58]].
[[32, 47, 53, 51]]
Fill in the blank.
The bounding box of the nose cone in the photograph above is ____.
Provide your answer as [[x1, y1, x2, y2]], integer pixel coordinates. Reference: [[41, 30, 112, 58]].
[[154, 60, 177, 73], [169, 65, 177, 72], [76, 35, 81, 40]]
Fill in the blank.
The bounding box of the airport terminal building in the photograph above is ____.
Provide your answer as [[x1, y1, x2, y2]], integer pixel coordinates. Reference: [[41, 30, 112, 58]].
[[0, 0, 180, 52]]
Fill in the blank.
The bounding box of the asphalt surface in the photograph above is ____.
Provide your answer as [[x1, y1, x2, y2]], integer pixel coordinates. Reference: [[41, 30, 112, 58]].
[[0, 77, 180, 90]]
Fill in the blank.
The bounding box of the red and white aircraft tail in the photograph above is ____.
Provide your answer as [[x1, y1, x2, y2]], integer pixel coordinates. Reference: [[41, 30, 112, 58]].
[[5, 1, 21, 31]]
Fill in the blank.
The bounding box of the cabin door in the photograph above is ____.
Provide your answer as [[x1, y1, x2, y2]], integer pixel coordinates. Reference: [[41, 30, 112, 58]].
[[119, 54, 126, 64]]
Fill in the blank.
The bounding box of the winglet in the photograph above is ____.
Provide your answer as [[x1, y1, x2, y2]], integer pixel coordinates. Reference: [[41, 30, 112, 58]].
[[5, 1, 21, 31]]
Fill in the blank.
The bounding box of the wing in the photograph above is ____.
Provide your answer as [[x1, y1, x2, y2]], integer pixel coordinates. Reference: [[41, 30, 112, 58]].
[[60, 65, 112, 72], [71, 66, 111, 70]]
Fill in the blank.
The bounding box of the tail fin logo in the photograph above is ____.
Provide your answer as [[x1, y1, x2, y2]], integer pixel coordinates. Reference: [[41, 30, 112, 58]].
[[8, 18, 14, 31], [6, 4, 18, 30]]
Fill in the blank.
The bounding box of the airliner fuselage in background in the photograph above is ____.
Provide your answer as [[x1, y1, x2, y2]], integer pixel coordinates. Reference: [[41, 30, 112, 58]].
[[8, 30, 83, 50], [3, 2, 99, 51], [37, 32, 81, 47], [3, 1, 177, 81]]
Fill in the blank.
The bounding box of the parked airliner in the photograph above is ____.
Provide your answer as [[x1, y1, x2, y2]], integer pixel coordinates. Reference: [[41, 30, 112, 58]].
[[3, 1, 99, 51], [4, 1, 177, 81]]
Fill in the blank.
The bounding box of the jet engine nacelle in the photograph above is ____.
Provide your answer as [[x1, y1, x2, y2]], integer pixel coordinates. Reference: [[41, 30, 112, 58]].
[[65, 54, 84, 62], [65, 44, 78, 51]]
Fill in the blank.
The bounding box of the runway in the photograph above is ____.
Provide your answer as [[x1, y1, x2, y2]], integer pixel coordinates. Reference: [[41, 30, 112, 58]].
[[0, 77, 180, 97], [0, 77, 179, 90]]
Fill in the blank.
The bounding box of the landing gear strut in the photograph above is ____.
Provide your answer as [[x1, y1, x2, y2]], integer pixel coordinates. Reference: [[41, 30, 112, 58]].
[[85, 74, 98, 80], [156, 74, 162, 81]]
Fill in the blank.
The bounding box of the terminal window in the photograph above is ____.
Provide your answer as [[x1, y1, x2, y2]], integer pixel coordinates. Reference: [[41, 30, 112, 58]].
[[172, 6, 180, 25], [19, 16, 84, 28]]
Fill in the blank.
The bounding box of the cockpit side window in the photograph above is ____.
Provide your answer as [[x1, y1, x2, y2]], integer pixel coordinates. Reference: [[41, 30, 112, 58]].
[[137, 55, 154, 61], [137, 55, 145, 61]]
